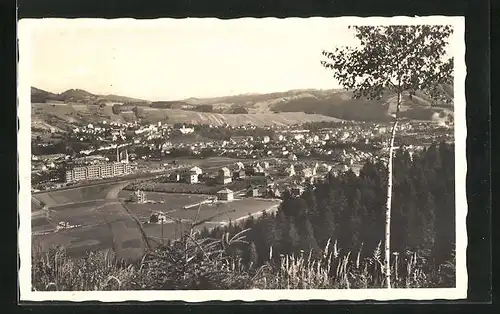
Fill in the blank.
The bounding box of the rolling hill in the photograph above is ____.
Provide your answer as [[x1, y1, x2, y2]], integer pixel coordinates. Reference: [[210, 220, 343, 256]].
[[179, 86, 454, 123], [31, 85, 454, 131], [31, 87, 150, 104]]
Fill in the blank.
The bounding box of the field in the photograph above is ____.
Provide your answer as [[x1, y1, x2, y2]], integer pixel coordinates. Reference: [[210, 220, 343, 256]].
[[30, 154, 281, 261], [32, 188, 280, 260], [32, 103, 340, 130], [141, 108, 341, 126], [32, 183, 126, 209], [117, 191, 209, 219], [168, 198, 281, 224], [125, 180, 251, 195], [32, 201, 148, 260]]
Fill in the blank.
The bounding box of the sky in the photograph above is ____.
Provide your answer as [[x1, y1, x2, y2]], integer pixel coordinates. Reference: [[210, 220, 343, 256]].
[[21, 17, 459, 101]]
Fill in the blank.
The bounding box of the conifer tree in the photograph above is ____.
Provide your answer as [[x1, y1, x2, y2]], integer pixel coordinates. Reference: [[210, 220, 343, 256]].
[[286, 218, 301, 253], [423, 192, 437, 251], [299, 219, 320, 255], [321, 206, 336, 246], [247, 242, 258, 269]]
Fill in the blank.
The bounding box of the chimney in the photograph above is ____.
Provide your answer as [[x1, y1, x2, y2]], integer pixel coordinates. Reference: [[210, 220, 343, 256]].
[[125, 149, 129, 163], [116, 147, 120, 163]]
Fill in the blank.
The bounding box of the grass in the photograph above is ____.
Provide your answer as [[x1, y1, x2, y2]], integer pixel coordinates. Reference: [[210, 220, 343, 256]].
[[253, 241, 455, 289], [32, 237, 455, 291]]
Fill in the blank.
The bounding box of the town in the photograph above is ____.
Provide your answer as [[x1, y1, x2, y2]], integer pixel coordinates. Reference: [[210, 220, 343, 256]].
[[31, 119, 453, 192]]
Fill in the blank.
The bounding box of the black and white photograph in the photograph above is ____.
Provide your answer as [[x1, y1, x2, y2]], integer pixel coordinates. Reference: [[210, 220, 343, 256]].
[[18, 16, 467, 301]]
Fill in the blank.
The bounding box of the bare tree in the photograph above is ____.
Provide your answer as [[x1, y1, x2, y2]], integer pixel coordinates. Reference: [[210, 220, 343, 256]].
[[321, 25, 454, 288]]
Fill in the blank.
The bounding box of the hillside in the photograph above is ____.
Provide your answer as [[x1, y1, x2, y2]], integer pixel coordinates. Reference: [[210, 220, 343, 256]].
[[31, 85, 454, 128], [31, 87, 150, 105], [179, 86, 454, 123], [31, 102, 342, 132]]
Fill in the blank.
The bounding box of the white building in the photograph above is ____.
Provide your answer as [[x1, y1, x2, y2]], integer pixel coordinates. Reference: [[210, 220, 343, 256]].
[[234, 162, 245, 171], [179, 125, 195, 134], [190, 166, 203, 176], [217, 188, 234, 201], [188, 168, 199, 184], [133, 190, 147, 204], [283, 164, 295, 177], [218, 167, 232, 184]]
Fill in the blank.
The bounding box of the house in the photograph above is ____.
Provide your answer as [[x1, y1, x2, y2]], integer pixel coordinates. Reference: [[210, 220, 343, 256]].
[[282, 164, 295, 177], [217, 188, 234, 201], [178, 125, 195, 134], [169, 173, 181, 182], [262, 161, 270, 169], [188, 168, 199, 184], [190, 166, 203, 175], [316, 163, 332, 173], [289, 154, 298, 161], [290, 185, 305, 197], [149, 212, 167, 224], [252, 163, 266, 175], [234, 161, 245, 171], [247, 186, 261, 197], [218, 167, 232, 184], [233, 169, 246, 180], [132, 190, 147, 203], [262, 136, 270, 144], [265, 186, 281, 198]]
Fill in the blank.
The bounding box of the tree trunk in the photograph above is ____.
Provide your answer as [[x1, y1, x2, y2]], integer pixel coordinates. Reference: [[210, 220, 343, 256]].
[[385, 92, 401, 289]]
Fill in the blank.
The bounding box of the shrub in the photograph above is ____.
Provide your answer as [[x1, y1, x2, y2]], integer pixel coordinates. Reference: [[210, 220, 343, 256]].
[[112, 104, 122, 115]]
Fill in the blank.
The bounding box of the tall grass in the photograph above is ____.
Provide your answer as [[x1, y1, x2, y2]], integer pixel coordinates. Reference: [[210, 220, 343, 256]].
[[251, 240, 455, 289], [32, 237, 455, 291], [31, 245, 136, 291]]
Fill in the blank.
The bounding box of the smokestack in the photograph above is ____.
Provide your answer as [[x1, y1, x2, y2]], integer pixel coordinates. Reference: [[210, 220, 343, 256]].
[[116, 146, 120, 163], [125, 149, 129, 163]]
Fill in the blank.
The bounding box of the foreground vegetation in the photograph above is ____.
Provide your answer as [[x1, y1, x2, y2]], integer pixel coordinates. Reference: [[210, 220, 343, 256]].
[[32, 237, 455, 291], [32, 142, 456, 291]]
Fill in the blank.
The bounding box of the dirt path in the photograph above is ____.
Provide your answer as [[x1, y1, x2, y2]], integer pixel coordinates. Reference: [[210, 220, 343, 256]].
[[105, 182, 132, 200]]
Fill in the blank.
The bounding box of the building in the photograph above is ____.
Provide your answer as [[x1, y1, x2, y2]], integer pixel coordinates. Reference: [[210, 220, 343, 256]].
[[282, 164, 295, 177], [168, 173, 181, 182], [149, 212, 167, 224], [247, 186, 261, 197], [178, 125, 195, 134], [133, 190, 147, 204], [290, 185, 305, 197], [233, 169, 246, 180], [234, 162, 245, 171], [190, 166, 203, 176], [116, 147, 129, 163], [217, 188, 234, 201], [188, 170, 199, 184], [65, 162, 132, 183], [218, 167, 232, 184], [317, 163, 332, 173]]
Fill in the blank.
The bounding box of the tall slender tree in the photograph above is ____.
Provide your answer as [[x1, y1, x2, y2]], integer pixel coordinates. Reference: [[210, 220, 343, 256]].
[[321, 25, 454, 288]]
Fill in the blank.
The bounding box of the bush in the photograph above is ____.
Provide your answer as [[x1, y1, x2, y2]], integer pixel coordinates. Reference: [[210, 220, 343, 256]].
[[231, 106, 248, 114], [112, 104, 122, 115]]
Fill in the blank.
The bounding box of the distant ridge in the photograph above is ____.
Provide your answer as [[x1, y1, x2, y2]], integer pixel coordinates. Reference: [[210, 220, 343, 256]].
[[31, 87, 150, 104], [31, 84, 453, 123]]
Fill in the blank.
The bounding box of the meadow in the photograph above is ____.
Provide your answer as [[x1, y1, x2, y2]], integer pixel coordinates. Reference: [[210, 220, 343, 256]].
[[32, 183, 120, 207], [31, 186, 278, 261]]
